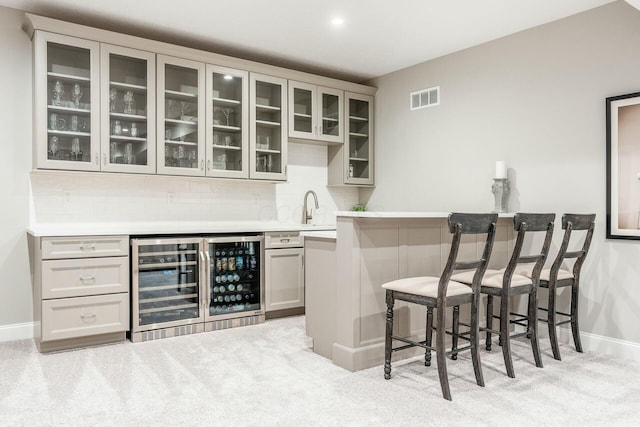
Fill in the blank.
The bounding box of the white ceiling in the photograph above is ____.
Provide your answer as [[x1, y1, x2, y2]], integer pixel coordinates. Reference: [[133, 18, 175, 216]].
[[0, 0, 623, 82]]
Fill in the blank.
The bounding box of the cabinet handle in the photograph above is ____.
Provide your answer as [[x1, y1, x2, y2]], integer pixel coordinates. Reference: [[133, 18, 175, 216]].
[[102, 153, 107, 166], [202, 249, 211, 312], [79, 275, 96, 283], [207, 160, 211, 170], [201, 160, 205, 170], [80, 243, 96, 251], [80, 313, 96, 321], [95, 153, 99, 165], [280, 238, 290, 244]]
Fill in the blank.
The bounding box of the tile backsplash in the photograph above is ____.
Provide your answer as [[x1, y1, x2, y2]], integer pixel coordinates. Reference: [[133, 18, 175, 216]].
[[30, 143, 359, 225]]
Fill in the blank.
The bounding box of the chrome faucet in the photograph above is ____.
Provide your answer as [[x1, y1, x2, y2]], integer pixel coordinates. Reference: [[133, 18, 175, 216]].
[[303, 190, 319, 224]]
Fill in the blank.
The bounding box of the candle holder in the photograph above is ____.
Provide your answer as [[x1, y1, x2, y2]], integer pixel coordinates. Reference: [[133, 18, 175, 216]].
[[492, 178, 510, 213]]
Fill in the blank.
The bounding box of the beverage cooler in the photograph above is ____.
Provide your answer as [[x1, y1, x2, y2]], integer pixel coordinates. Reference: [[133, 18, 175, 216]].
[[131, 235, 264, 342]]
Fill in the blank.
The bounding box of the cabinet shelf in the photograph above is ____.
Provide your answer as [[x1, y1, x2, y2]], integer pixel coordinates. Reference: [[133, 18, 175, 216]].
[[165, 140, 198, 146], [110, 112, 147, 121], [256, 119, 281, 127], [349, 157, 369, 162], [48, 129, 90, 137], [212, 144, 241, 151], [166, 118, 198, 126], [256, 104, 281, 112], [213, 97, 241, 105], [47, 71, 90, 83], [349, 132, 369, 138], [349, 115, 369, 122], [165, 89, 198, 100], [110, 135, 147, 143], [322, 117, 339, 123], [110, 81, 147, 92], [48, 105, 91, 115], [256, 148, 281, 154], [213, 124, 241, 132], [293, 113, 312, 119]]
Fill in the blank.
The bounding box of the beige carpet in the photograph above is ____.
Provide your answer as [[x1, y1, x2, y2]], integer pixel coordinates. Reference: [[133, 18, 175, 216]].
[[1, 315, 638, 426]]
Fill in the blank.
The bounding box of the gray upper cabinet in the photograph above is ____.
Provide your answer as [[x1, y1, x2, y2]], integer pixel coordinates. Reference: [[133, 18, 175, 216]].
[[288, 80, 343, 144]]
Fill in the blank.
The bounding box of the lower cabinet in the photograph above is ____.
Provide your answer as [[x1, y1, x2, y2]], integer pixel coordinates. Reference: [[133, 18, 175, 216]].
[[264, 232, 304, 318], [28, 233, 130, 353]]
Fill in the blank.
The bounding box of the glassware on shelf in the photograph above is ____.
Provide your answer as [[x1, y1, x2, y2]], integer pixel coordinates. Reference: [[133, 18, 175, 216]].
[[221, 108, 234, 126], [52, 80, 64, 106], [49, 113, 65, 131], [71, 137, 80, 160], [71, 83, 82, 108], [113, 120, 122, 135], [109, 88, 118, 112], [124, 143, 133, 164], [49, 136, 59, 158], [70, 115, 79, 132], [131, 123, 138, 137], [123, 90, 135, 114], [110, 141, 117, 163]]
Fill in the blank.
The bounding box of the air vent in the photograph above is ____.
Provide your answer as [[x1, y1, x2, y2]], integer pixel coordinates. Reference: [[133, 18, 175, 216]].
[[410, 86, 440, 110]]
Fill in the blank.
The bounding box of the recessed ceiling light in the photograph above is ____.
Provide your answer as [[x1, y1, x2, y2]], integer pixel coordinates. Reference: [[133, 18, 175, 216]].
[[223, 74, 233, 80], [331, 17, 344, 26]]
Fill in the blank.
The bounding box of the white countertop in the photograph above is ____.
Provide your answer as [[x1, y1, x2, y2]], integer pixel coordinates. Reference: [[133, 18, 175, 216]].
[[301, 230, 337, 240], [27, 221, 336, 237], [336, 211, 515, 219]]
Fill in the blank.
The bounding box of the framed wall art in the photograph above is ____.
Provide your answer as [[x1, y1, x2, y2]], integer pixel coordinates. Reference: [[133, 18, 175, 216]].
[[606, 91, 640, 239]]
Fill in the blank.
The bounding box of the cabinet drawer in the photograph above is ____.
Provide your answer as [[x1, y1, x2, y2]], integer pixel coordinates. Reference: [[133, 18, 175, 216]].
[[265, 232, 302, 249], [42, 257, 129, 299], [41, 293, 129, 342], [41, 235, 128, 259]]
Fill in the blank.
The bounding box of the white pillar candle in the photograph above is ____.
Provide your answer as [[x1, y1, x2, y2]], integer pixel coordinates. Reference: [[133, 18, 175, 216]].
[[495, 161, 507, 179]]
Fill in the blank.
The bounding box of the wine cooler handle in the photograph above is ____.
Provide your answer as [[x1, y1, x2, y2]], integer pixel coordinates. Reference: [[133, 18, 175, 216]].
[[202, 249, 211, 310]]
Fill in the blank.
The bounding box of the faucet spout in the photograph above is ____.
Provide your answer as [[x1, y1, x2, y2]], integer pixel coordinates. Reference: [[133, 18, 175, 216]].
[[303, 190, 319, 224]]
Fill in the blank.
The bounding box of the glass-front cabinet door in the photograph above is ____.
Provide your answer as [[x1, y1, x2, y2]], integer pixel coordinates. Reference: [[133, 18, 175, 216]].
[[100, 44, 155, 173], [288, 81, 343, 144], [344, 92, 374, 185], [132, 238, 204, 333], [157, 55, 205, 176], [249, 73, 287, 181], [35, 32, 100, 171], [205, 65, 249, 178]]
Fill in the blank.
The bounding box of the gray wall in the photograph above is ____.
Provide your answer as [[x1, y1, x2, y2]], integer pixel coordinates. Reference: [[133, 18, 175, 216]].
[[367, 0, 640, 350]]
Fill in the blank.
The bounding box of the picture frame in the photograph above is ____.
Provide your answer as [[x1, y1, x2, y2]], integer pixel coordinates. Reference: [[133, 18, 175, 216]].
[[606, 91, 640, 239]]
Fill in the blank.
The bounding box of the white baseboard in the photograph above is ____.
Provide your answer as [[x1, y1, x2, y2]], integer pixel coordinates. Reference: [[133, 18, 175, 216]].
[[0, 322, 33, 343], [557, 327, 640, 362]]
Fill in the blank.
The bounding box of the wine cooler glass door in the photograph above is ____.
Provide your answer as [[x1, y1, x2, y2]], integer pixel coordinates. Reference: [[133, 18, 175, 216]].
[[132, 238, 204, 332], [206, 236, 263, 321]]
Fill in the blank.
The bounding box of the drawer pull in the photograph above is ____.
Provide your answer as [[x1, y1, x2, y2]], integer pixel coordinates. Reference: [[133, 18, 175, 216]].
[[79, 275, 96, 283], [80, 244, 96, 252], [280, 238, 290, 244], [80, 313, 96, 322]]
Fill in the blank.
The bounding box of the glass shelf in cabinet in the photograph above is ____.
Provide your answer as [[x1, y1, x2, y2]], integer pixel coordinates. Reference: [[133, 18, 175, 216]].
[[48, 105, 91, 115], [47, 71, 90, 83], [255, 119, 280, 127], [213, 97, 241, 105], [165, 89, 198, 100], [109, 81, 147, 92]]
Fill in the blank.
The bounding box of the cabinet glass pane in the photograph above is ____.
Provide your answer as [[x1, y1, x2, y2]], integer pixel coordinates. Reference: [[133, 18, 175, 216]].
[[321, 92, 340, 137], [164, 64, 200, 169], [292, 87, 312, 133], [108, 54, 149, 166], [46, 42, 92, 163], [212, 72, 243, 171], [136, 242, 200, 326], [255, 81, 282, 174], [348, 98, 370, 180], [208, 241, 261, 316]]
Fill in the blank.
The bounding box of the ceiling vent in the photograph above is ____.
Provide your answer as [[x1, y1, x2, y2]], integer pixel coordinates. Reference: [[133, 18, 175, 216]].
[[410, 86, 440, 110]]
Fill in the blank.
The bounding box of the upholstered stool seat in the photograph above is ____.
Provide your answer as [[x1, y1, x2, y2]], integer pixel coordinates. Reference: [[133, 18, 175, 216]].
[[382, 277, 472, 298], [451, 271, 533, 288]]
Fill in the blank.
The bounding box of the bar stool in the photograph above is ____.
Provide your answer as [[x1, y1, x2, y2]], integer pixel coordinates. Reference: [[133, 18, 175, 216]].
[[517, 213, 596, 360], [451, 213, 555, 378], [381, 212, 498, 401]]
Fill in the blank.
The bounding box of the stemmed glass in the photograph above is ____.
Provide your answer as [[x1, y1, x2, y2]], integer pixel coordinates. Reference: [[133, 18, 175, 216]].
[[109, 88, 118, 112], [52, 81, 64, 106], [221, 108, 234, 126], [123, 90, 135, 114], [71, 83, 83, 108]]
